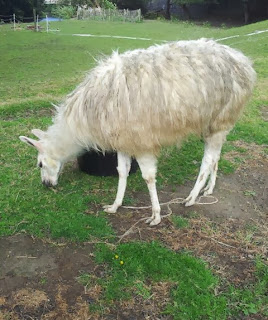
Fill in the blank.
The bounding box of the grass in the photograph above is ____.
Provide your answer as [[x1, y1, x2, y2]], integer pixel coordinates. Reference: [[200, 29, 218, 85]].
[[171, 215, 190, 229], [84, 242, 268, 319], [227, 258, 268, 317], [94, 242, 227, 319], [1, 18, 267, 318]]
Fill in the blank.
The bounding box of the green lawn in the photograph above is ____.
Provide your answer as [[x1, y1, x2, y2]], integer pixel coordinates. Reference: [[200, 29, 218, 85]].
[[0, 19, 267, 319]]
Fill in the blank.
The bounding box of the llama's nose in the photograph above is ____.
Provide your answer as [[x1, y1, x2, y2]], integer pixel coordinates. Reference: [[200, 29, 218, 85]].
[[42, 180, 53, 188]]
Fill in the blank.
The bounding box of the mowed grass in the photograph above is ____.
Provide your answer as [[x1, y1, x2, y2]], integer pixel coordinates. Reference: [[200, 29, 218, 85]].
[[1, 19, 267, 105], [0, 19, 268, 318]]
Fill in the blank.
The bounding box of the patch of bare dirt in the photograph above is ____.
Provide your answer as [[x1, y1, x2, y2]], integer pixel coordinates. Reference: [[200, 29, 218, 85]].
[[260, 105, 268, 121], [0, 236, 99, 319], [0, 142, 267, 319]]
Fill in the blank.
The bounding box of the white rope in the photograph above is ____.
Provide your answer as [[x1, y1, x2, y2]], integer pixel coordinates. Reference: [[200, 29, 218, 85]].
[[216, 29, 268, 42], [118, 196, 218, 242], [72, 29, 268, 43], [72, 33, 153, 41], [122, 195, 218, 210]]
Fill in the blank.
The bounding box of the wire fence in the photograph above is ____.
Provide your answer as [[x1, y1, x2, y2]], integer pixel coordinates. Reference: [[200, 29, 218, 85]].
[[0, 8, 142, 33], [0, 14, 37, 31], [77, 7, 142, 22], [0, 14, 35, 24], [0, 14, 60, 32]]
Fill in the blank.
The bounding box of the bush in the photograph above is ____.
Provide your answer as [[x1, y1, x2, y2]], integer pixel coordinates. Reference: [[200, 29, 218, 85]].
[[144, 10, 165, 20], [51, 6, 76, 19], [100, 0, 117, 10]]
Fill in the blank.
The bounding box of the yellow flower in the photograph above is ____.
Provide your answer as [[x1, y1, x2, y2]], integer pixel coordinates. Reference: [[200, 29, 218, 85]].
[[120, 260, 124, 265], [115, 255, 119, 259]]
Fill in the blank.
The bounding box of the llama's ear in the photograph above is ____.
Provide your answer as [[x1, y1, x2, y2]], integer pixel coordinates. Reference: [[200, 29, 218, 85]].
[[51, 103, 60, 112], [31, 129, 46, 140], [19, 136, 43, 152]]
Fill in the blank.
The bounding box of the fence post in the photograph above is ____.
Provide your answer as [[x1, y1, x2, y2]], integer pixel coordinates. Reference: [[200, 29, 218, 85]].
[[46, 15, 49, 33], [33, 8, 37, 32], [36, 14, 39, 32], [13, 13, 16, 31], [138, 9, 141, 22]]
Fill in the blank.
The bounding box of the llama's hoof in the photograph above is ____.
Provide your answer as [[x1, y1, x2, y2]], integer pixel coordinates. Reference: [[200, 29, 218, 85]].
[[145, 217, 153, 224], [149, 217, 161, 226], [202, 185, 211, 196], [203, 189, 213, 196], [184, 196, 195, 207], [185, 200, 195, 207], [103, 204, 117, 213]]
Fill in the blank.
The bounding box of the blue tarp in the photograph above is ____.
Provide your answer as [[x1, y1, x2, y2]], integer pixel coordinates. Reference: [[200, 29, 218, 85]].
[[39, 17, 62, 22]]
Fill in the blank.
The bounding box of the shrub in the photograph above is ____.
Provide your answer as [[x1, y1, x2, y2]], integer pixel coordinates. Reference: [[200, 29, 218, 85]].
[[51, 5, 76, 19]]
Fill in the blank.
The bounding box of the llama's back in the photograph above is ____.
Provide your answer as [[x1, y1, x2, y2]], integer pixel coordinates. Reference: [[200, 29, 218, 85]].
[[65, 39, 256, 156]]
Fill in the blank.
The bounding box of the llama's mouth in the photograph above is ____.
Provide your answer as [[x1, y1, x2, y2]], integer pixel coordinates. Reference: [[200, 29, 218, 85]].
[[42, 180, 56, 188]]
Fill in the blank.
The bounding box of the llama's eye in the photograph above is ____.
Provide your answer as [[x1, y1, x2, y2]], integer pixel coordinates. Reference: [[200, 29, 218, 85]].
[[38, 162, 43, 168]]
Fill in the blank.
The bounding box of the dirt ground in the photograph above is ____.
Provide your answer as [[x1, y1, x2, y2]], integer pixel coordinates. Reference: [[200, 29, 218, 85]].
[[0, 141, 267, 320]]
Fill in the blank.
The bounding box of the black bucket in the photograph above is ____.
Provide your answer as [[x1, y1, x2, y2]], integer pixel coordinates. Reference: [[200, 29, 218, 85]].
[[77, 151, 138, 177]]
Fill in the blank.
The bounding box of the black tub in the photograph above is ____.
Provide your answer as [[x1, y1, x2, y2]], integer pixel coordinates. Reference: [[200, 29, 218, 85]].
[[77, 151, 138, 177]]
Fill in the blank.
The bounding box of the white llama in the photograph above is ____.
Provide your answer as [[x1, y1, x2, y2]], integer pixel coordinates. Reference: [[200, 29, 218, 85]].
[[20, 39, 256, 226]]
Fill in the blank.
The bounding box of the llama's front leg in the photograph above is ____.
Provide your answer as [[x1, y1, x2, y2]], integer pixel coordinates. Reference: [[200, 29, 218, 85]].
[[103, 152, 131, 213], [136, 154, 161, 226]]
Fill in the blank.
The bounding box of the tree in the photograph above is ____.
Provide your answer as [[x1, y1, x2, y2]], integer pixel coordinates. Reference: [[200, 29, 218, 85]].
[[213, 0, 268, 25], [0, 0, 44, 17], [165, 0, 214, 20], [58, 0, 115, 8], [114, 0, 149, 13], [165, 0, 171, 19]]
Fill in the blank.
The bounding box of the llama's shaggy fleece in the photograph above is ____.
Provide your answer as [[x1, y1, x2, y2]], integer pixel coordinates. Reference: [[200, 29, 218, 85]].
[[61, 38, 255, 156]]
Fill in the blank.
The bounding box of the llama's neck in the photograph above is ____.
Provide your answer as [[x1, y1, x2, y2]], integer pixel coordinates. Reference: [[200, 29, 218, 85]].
[[45, 119, 84, 163]]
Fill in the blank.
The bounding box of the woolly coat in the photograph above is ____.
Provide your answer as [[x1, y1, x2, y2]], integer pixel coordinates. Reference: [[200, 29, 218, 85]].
[[58, 39, 256, 156]]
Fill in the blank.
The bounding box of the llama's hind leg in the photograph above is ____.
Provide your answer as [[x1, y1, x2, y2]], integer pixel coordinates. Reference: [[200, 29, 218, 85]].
[[103, 152, 131, 213], [184, 131, 227, 207], [202, 161, 218, 196], [136, 154, 161, 226]]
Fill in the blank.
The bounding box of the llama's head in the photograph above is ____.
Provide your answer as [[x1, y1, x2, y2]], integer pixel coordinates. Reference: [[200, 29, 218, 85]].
[[19, 129, 63, 187]]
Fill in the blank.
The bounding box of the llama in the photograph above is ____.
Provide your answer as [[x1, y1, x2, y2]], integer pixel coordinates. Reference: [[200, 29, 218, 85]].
[[19, 39, 256, 226]]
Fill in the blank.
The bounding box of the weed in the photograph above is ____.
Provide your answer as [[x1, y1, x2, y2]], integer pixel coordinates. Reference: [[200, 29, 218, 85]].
[[243, 190, 257, 197], [133, 280, 152, 300], [77, 272, 92, 287], [171, 216, 190, 229], [39, 277, 47, 285], [202, 21, 212, 28]]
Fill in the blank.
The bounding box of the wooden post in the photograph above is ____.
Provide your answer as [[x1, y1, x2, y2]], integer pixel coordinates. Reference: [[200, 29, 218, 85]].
[[243, 0, 250, 24], [46, 15, 49, 33], [33, 8, 37, 32], [36, 14, 39, 31], [13, 13, 15, 31]]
